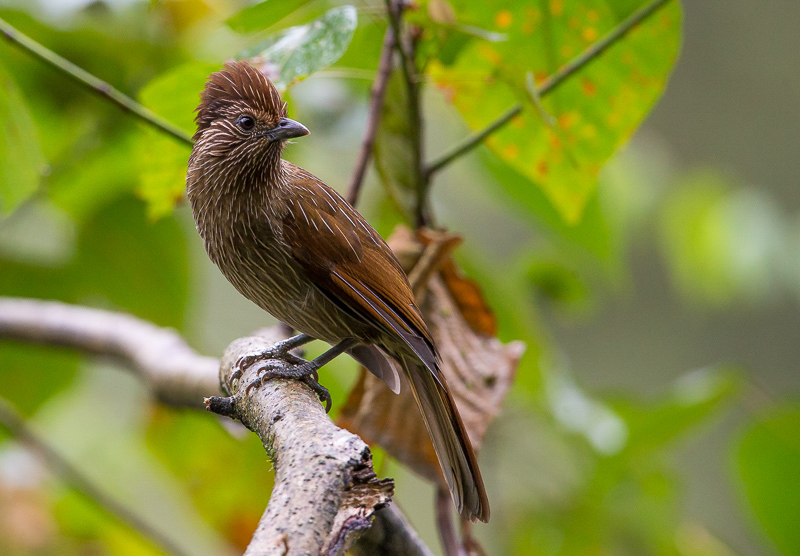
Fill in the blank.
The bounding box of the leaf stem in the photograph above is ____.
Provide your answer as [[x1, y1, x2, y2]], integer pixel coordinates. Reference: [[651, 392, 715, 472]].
[[0, 17, 193, 146], [425, 105, 522, 176], [424, 0, 673, 176]]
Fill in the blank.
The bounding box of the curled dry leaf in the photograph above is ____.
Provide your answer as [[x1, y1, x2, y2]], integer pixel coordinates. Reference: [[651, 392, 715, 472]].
[[338, 226, 525, 485]]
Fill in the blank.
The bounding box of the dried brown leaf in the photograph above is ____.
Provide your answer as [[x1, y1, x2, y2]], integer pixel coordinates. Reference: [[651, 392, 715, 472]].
[[338, 226, 525, 485]]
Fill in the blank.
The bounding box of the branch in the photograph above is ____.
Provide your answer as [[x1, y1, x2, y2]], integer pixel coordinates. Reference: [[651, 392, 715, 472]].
[[0, 397, 192, 556], [352, 504, 436, 556], [424, 105, 522, 177], [0, 17, 193, 146], [424, 0, 674, 176], [0, 297, 219, 408], [382, 0, 428, 227], [208, 330, 394, 555], [0, 297, 433, 555], [346, 26, 396, 206], [383, 0, 413, 99]]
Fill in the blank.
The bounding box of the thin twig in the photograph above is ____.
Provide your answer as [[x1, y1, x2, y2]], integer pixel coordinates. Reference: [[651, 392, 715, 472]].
[[382, 0, 428, 227], [435, 486, 461, 556], [537, 0, 672, 95], [346, 26, 396, 206], [0, 397, 191, 556], [424, 0, 674, 176], [0, 17, 193, 146], [425, 104, 522, 176], [383, 0, 412, 95]]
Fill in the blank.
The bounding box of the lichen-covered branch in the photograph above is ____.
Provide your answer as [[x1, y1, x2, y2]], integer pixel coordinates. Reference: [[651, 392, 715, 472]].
[[352, 504, 435, 556], [0, 297, 218, 408], [208, 330, 394, 555]]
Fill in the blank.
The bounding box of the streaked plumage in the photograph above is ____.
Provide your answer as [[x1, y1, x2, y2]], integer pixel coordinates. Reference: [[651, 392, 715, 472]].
[[186, 61, 489, 522]]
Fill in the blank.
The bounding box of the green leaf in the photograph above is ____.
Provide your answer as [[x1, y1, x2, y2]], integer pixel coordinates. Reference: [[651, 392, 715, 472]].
[[48, 133, 140, 223], [735, 404, 800, 555], [430, 0, 682, 223], [226, 0, 315, 34], [136, 62, 217, 218], [332, 16, 385, 71], [0, 64, 46, 215], [611, 366, 741, 452], [239, 5, 358, 90], [480, 147, 616, 264]]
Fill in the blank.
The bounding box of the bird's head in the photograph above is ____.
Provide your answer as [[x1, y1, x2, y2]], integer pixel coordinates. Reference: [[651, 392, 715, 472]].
[[192, 61, 309, 162]]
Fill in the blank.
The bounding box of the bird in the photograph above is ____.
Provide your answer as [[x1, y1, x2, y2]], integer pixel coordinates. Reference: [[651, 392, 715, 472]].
[[186, 61, 489, 523]]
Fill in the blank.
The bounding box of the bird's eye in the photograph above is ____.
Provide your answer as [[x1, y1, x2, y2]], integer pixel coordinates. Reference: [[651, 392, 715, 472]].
[[236, 115, 255, 131]]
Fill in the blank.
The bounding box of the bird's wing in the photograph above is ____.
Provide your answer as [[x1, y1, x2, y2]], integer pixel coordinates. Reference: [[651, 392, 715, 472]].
[[281, 166, 490, 522], [279, 167, 442, 385]]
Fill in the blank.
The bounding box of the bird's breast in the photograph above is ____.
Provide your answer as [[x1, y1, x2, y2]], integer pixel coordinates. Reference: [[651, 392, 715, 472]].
[[193, 199, 364, 343]]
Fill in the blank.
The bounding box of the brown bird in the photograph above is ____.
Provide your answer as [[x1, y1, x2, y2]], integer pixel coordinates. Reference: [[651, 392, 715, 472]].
[[186, 61, 489, 522]]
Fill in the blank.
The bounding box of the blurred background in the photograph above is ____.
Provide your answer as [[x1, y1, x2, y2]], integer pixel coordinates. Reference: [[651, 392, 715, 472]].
[[0, 0, 797, 555]]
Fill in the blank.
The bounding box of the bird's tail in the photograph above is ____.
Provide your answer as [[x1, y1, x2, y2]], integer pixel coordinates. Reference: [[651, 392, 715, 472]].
[[399, 354, 490, 522]]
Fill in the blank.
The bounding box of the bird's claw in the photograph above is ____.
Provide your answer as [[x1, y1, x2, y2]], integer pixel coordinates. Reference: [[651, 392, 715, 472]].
[[244, 361, 331, 412], [302, 376, 332, 413], [231, 334, 311, 388], [232, 350, 275, 385], [244, 361, 283, 395]]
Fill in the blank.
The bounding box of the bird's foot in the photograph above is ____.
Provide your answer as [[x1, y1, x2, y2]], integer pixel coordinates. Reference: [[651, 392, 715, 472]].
[[246, 360, 332, 412], [231, 333, 313, 384]]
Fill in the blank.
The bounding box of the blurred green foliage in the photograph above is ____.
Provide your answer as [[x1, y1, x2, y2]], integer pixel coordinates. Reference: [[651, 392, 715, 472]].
[[0, 64, 45, 215], [735, 404, 800, 555], [0, 0, 794, 555]]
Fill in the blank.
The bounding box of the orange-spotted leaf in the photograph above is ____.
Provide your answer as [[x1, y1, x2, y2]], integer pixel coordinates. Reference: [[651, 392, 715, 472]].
[[428, 0, 682, 223]]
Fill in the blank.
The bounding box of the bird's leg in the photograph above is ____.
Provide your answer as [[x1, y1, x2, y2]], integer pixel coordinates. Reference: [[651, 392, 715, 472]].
[[249, 338, 359, 412], [232, 332, 314, 382]]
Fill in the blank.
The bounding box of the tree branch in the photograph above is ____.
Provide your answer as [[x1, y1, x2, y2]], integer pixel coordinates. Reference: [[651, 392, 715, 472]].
[[0, 297, 219, 408], [0, 397, 193, 556], [346, 26, 396, 207], [209, 329, 394, 555], [424, 0, 674, 176], [424, 104, 522, 177], [435, 486, 460, 556], [382, 0, 428, 227], [0, 297, 433, 555], [352, 504, 436, 556], [0, 17, 193, 146]]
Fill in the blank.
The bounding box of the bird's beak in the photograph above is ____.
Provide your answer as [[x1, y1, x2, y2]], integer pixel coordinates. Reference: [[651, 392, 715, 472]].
[[262, 117, 310, 141]]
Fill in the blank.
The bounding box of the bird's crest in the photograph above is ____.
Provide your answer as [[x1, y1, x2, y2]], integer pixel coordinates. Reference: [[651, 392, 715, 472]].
[[195, 61, 286, 135]]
